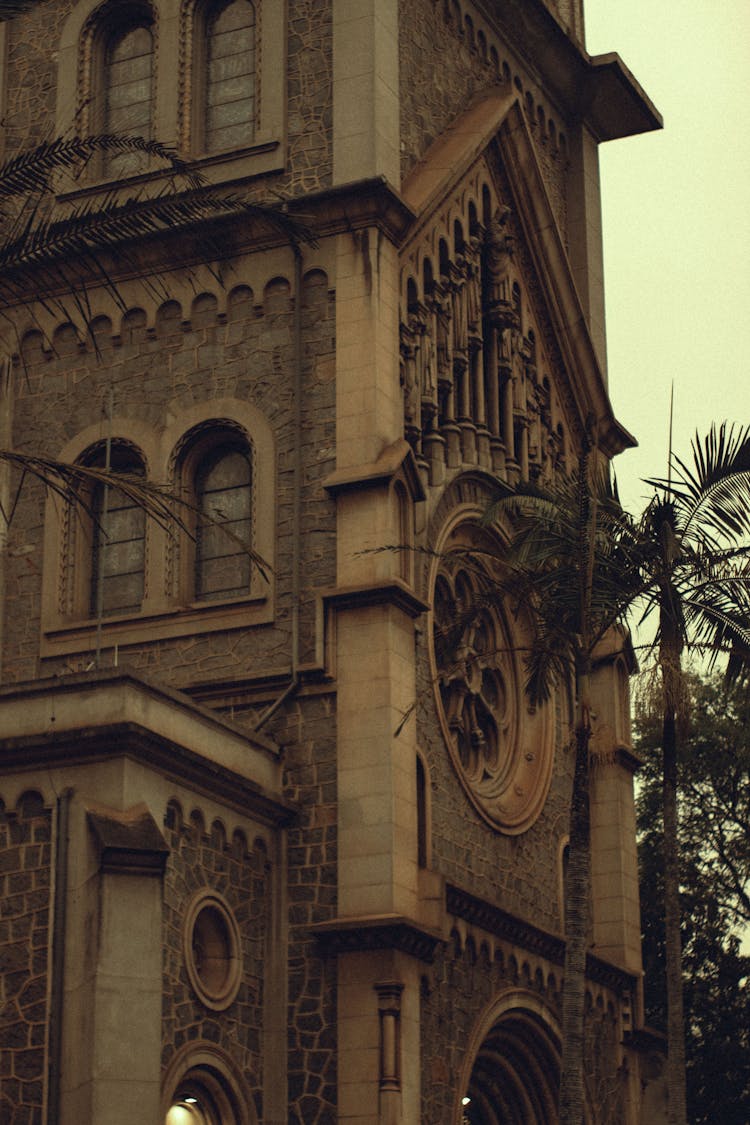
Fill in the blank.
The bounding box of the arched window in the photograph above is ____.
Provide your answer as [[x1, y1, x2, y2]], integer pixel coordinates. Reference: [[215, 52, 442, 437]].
[[202, 0, 256, 154], [192, 436, 253, 601], [102, 13, 155, 177], [89, 445, 146, 617]]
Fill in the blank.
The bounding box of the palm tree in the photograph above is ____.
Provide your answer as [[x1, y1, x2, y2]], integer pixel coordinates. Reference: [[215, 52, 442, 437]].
[[485, 433, 641, 1125], [632, 423, 750, 1125], [486, 421, 750, 1125]]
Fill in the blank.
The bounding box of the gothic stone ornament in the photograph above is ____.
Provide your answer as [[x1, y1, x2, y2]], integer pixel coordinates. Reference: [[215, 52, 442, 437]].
[[430, 527, 554, 834]]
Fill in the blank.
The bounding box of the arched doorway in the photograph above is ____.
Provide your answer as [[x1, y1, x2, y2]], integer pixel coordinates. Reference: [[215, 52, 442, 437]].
[[161, 1043, 256, 1125], [456, 991, 561, 1125]]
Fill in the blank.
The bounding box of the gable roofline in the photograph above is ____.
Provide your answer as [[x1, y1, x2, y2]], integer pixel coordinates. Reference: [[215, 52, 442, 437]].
[[401, 92, 636, 459], [474, 0, 662, 141]]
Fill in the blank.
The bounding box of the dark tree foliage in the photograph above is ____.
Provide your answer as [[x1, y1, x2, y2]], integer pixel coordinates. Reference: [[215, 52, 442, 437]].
[[636, 672, 750, 1124]]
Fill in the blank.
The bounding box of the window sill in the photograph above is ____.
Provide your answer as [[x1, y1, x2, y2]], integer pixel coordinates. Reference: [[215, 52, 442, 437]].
[[40, 592, 273, 659], [55, 139, 284, 206]]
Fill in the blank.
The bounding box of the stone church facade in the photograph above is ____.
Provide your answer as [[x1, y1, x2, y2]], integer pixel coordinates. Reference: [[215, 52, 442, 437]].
[[0, 1, 666, 1122]]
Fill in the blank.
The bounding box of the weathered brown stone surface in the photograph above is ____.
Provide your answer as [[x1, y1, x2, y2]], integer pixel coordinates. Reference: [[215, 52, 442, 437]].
[[162, 800, 268, 1118], [399, 0, 569, 234], [0, 792, 51, 1125], [421, 936, 625, 1123], [4, 270, 336, 688], [260, 694, 338, 1124]]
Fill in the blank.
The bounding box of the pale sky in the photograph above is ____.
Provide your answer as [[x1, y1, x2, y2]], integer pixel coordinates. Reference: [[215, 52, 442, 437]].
[[584, 1, 750, 515]]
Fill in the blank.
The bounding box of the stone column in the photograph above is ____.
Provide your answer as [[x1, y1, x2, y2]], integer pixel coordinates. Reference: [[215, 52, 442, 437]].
[[332, 212, 424, 1122], [376, 979, 404, 1125]]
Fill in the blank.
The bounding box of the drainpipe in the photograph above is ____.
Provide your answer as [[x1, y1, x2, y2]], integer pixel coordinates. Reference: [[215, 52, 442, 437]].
[[47, 787, 73, 1125], [254, 244, 303, 732]]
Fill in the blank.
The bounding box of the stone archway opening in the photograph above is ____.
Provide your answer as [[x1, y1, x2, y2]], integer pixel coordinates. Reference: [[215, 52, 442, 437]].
[[460, 1008, 560, 1125]]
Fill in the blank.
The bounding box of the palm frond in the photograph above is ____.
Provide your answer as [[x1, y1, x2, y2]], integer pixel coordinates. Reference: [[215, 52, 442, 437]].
[[0, 189, 303, 275], [646, 422, 750, 544], [0, 134, 314, 323], [0, 450, 271, 580], [0, 136, 199, 204]]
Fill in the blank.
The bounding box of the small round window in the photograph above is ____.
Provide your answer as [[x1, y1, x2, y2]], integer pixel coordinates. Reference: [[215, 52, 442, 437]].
[[184, 890, 242, 1010]]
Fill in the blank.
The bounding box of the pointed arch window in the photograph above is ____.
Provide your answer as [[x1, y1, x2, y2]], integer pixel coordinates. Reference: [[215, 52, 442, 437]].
[[202, 0, 256, 154]]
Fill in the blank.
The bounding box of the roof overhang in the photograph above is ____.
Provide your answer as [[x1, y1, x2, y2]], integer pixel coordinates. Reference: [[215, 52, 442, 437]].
[[475, 0, 662, 140], [0, 670, 294, 825]]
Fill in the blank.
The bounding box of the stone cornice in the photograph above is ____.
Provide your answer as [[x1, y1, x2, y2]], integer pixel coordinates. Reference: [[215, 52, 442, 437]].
[[321, 580, 429, 620], [0, 721, 296, 827], [311, 914, 444, 964], [0, 670, 295, 826], [614, 745, 644, 775], [323, 438, 426, 502], [447, 883, 565, 963], [586, 951, 640, 996], [87, 801, 170, 876], [447, 883, 639, 995], [624, 1025, 667, 1054], [1, 178, 415, 306], [292, 177, 416, 246], [474, 0, 661, 141]]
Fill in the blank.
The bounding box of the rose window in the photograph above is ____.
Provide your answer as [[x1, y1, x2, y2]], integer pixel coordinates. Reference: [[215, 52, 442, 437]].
[[432, 556, 553, 834]]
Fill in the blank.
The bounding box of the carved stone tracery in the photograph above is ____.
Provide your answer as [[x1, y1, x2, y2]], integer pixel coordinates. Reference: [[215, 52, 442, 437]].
[[399, 182, 569, 492], [430, 526, 554, 835]]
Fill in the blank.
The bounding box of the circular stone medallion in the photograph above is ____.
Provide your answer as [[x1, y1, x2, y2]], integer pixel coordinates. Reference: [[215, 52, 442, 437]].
[[183, 889, 242, 1011]]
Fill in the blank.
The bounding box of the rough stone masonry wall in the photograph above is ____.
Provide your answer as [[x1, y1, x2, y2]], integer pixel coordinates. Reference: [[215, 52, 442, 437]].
[[1, 0, 332, 197], [0, 791, 52, 1125], [421, 938, 625, 1122], [3, 269, 336, 688], [399, 0, 496, 180], [284, 0, 333, 196], [216, 690, 337, 1125], [414, 625, 572, 935], [274, 693, 337, 1125], [399, 0, 569, 238], [162, 800, 268, 1121]]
